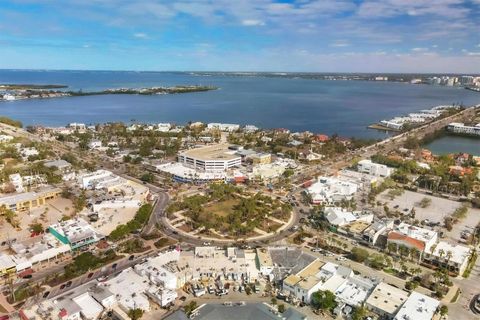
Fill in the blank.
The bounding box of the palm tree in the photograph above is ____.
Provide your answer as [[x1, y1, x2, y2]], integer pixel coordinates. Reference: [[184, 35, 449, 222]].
[[445, 250, 453, 271], [438, 248, 445, 260]]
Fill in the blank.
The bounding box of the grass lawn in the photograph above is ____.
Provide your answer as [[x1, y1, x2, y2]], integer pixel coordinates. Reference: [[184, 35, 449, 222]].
[[203, 199, 239, 217]]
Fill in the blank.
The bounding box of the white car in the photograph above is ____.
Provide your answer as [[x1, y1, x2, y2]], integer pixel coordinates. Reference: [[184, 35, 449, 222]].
[[336, 256, 347, 261]]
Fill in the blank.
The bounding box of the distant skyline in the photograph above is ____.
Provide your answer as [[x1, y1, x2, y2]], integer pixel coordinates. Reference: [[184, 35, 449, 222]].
[[1, 0, 480, 73]]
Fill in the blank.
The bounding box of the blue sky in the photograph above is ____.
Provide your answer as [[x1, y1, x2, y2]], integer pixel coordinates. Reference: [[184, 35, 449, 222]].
[[0, 0, 479, 72]]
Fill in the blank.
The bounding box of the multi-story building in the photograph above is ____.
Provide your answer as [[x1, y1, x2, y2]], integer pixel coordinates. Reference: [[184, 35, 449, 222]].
[[387, 223, 438, 254], [357, 159, 393, 177], [178, 144, 241, 172], [447, 122, 480, 137], [423, 241, 471, 275], [48, 218, 103, 250]]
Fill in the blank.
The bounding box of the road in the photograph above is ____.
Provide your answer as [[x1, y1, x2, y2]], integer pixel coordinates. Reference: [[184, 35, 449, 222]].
[[143, 191, 170, 235], [449, 256, 480, 320]]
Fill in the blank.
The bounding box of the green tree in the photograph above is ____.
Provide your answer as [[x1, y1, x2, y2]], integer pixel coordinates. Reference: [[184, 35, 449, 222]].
[[350, 247, 370, 263], [439, 305, 448, 316], [311, 290, 337, 312], [140, 173, 154, 183], [128, 308, 144, 320], [29, 222, 44, 234], [351, 306, 368, 320], [278, 304, 285, 313], [184, 301, 198, 316]]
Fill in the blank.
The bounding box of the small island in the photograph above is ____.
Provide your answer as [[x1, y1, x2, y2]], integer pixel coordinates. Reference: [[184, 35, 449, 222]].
[[0, 84, 217, 101]]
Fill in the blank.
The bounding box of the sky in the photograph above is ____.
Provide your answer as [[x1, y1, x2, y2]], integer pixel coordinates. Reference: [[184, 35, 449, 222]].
[[0, 0, 479, 73]]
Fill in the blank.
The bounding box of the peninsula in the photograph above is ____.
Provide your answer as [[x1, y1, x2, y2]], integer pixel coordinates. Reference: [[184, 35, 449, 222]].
[[0, 85, 217, 101]]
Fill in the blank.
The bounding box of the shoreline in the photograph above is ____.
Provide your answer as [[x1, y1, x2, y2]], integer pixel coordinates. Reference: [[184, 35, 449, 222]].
[[0, 85, 218, 101]]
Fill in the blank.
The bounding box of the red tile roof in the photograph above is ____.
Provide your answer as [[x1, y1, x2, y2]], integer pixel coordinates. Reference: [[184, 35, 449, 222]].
[[388, 231, 425, 251]]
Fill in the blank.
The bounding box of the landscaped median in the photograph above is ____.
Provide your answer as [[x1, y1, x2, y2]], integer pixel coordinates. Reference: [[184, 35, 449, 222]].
[[108, 203, 153, 241]]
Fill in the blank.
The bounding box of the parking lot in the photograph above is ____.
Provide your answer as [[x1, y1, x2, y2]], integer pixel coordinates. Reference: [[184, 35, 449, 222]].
[[378, 189, 480, 243], [379, 190, 461, 224]]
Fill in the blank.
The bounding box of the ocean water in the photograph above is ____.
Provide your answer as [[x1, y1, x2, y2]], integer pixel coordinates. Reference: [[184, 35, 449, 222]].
[[0, 70, 479, 139]]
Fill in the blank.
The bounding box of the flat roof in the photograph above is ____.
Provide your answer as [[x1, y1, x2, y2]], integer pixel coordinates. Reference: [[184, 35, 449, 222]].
[[257, 248, 273, 267], [342, 220, 371, 234], [394, 291, 439, 320], [180, 144, 240, 161], [431, 241, 471, 265], [297, 259, 324, 278], [0, 187, 61, 206], [72, 293, 103, 319], [366, 282, 408, 315], [394, 223, 437, 243]]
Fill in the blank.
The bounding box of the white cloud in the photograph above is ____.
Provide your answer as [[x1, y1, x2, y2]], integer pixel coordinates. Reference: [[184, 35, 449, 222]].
[[133, 32, 148, 39], [411, 47, 428, 52], [241, 19, 265, 26], [330, 40, 350, 47]]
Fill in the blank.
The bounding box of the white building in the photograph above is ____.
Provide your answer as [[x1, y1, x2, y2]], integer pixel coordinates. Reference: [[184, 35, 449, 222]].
[[244, 125, 259, 132], [423, 241, 471, 275], [78, 170, 124, 189], [146, 287, 178, 307], [11, 234, 70, 270], [156, 123, 172, 132], [306, 176, 358, 205], [323, 207, 374, 227], [156, 162, 228, 183], [178, 144, 241, 172], [90, 286, 117, 309], [283, 261, 354, 304], [134, 251, 180, 290], [394, 291, 439, 320], [104, 268, 151, 312], [72, 293, 104, 320], [365, 282, 409, 319], [447, 122, 480, 136], [357, 159, 393, 177], [387, 223, 438, 254], [380, 120, 403, 131], [334, 275, 376, 307], [48, 218, 104, 250], [207, 123, 240, 132]]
